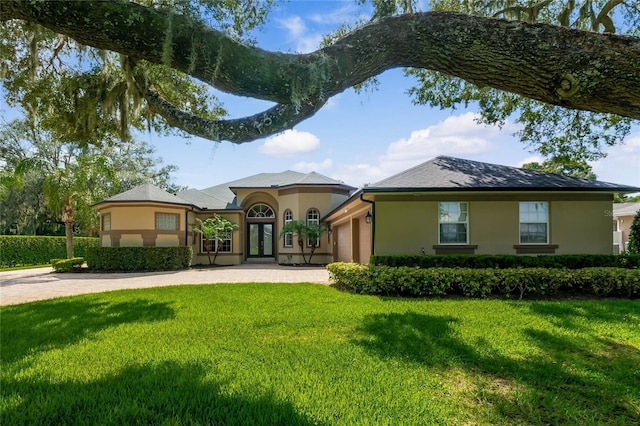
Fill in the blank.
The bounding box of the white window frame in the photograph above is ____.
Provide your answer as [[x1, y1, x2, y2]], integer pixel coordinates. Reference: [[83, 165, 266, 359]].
[[438, 202, 469, 245], [519, 202, 549, 244], [284, 209, 293, 247], [156, 213, 178, 231], [200, 232, 232, 254], [246, 203, 275, 218], [306, 208, 320, 248]]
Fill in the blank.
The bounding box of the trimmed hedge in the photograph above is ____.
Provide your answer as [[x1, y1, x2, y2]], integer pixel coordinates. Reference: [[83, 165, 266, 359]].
[[86, 246, 192, 271], [326, 262, 640, 298], [0, 236, 100, 267], [51, 257, 85, 272], [370, 254, 640, 269]]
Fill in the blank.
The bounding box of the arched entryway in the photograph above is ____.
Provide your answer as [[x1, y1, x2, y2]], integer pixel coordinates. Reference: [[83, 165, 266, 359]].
[[246, 203, 275, 258]]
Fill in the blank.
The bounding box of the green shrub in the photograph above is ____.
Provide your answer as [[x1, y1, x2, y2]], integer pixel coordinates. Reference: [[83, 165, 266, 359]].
[[51, 257, 85, 272], [370, 254, 640, 269], [0, 236, 100, 267], [86, 246, 192, 271], [326, 263, 640, 298]]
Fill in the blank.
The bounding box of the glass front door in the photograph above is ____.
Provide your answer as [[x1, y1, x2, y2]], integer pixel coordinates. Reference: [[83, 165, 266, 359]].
[[248, 223, 274, 257]]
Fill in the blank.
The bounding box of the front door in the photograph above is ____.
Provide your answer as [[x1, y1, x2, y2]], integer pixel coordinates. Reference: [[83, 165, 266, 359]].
[[248, 223, 274, 257]]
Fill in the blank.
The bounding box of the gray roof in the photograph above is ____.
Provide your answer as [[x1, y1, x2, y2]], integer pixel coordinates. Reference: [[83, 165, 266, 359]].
[[178, 170, 353, 210], [366, 156, 640, 192], [613, 202, 640, 217], [99, 183, 193, 206]]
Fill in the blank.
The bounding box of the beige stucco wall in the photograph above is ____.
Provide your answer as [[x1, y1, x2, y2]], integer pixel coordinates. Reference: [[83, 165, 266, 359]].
[[374, 197, 613, 256], [156, 234, 180, 247], [100, 204, 186, 231], [616, 215, 635, 252], [119, 234, 144, 247]]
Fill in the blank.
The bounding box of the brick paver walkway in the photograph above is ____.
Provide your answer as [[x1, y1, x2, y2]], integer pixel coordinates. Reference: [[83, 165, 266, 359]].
[[0, 264, 331, 306]]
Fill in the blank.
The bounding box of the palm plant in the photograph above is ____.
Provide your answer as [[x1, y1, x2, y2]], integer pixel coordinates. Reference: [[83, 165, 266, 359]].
[[192, 214, 239, 264], [279, 220, 327, 264]]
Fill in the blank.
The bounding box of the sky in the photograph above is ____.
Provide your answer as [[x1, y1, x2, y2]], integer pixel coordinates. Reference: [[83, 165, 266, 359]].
[[5, 0, 640, 191]]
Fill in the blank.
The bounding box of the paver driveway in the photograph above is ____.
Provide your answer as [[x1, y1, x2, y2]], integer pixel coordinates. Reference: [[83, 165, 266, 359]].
[[0, 264, 331, 306]]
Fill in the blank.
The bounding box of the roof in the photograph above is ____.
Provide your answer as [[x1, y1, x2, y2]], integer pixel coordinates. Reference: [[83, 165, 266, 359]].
[[97, 183, 193, 207], [365, 156, 640, 193], [613, 202, 640, 217]]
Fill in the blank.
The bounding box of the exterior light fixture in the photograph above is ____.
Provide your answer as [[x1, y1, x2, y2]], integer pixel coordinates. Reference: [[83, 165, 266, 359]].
[[365, 211, 372, 224]]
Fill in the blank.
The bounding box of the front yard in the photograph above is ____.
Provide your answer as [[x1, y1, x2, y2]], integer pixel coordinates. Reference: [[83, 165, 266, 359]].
[[1, 283, 638, 425]]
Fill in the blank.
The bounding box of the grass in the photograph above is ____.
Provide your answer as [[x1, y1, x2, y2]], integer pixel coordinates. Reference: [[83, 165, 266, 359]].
[[1, 283, 639, 425], [0, 264, 51, 272]]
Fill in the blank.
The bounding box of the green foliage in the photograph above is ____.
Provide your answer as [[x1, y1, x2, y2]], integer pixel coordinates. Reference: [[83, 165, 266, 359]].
[[370, 254, 640, 269], [279, 220, 327, 264], [50, 257, 85, 272], [326, 262, 640, 298], [86, 246, 192, 271], [0, 236, 99, 267], [522, 158, 597, 179], [627, 210, 640, 254]]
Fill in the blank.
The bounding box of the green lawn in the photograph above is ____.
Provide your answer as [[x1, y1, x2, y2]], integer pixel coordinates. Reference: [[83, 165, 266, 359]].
[[1, 283, 638, 425]]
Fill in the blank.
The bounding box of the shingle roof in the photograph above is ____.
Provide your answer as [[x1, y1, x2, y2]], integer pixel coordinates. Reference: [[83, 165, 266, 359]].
[[613, 202, 640, 217], [366, 156, 640, 192], [99, 183, 193, 206]]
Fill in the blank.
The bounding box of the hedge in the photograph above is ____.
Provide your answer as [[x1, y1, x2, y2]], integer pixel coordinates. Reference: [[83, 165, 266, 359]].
[[370, 254, 640, 269], [0, 236, 100, 267], [326, 262, 640, 298], [86, 247, 192, 271], [51, 257, 85, 272]]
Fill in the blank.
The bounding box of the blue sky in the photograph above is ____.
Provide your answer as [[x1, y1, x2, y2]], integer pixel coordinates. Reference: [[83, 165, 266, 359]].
[[5, 1, 640, 191]]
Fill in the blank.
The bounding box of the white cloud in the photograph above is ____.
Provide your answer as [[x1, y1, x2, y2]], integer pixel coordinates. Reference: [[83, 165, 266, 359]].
[[293, 158, 333, 172], [516, 155, 543, 168], [333, 113, 506, 187], [259, 129, 320, 156], [591, 134, 640, 187], [308, 4, 364, 25], [277, 16, 305, 38], [276, 15, 322, 53]]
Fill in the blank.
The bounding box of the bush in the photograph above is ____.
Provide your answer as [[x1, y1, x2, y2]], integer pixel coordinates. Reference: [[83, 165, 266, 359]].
[[51, 257, 85, 272], [370, 254, 640, 269], [326, 263, 640, 298], [0, 236, 100, 267], [86, 246, 192, 271]]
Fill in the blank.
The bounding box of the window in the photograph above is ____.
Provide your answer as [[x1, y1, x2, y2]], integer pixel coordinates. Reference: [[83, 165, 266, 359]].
[[307, 208, 320, 247], [156, 213, 178, 231], [102, 213, 111, 231], [439, 202, 468, 244], [284, 209, 293, 247], [201, 232, 232, 253], [247, 204, 275, 218], [519, 202, 548, 244]]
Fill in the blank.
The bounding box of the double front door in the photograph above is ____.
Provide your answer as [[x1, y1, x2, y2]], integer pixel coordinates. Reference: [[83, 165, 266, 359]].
[[248, 223, 274, 257]]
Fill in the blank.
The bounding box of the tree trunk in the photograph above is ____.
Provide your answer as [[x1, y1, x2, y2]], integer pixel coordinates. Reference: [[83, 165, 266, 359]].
[[297, 238, 307, 264], [61, 198, 74, 259], [64, 221, 74, 259], [2, 1, 638, 144]]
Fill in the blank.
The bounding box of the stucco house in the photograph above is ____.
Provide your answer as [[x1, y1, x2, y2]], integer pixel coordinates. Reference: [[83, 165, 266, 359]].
[[95, 156, 639, 265], [613, 202, 640, 253], [323, 156, 640, 262], [94, 171, 355, 265]]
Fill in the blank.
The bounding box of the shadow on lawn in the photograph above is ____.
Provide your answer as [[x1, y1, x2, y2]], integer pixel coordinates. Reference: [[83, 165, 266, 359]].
[[1, 298, 176, 364], [353, 310, 640, 425], [1, 360, 323, 426]]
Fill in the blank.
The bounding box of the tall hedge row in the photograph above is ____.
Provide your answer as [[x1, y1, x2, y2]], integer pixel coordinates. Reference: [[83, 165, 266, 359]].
[[0, 236, 100, 267], [370, 254, 640, 269], [327, 263, 640, 299], [86, 247, 192, 271]]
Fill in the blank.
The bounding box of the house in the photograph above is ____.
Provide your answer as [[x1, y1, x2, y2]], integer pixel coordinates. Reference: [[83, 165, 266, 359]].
[[94, 171, 355, 265], [323, 156, 640, 262], [95, 156, 640, 265], [613, 202, 640, 253]]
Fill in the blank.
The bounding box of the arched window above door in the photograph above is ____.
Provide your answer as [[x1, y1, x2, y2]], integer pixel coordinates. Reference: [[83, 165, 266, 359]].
[[247, 203, 275, 218]]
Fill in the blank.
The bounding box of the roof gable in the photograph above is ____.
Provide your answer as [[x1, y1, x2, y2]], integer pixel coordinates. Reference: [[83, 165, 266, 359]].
[[368, 156, 640, 192], [100, 183, 192, 205]]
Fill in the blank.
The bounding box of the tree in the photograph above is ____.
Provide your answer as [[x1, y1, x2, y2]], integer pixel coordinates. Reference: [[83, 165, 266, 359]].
[[279, 220, 327, 264], [627, 211, 640, 254], [521, 159, 596, 180], [2, 0, 638, 149], [192, 215, 239, 265]]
